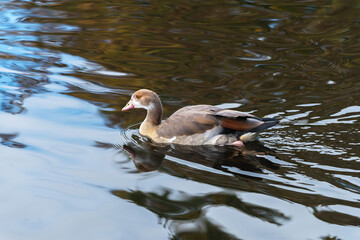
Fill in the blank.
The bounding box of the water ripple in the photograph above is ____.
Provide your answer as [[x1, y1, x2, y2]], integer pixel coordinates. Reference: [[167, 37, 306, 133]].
[[238, 49, 272, 61]]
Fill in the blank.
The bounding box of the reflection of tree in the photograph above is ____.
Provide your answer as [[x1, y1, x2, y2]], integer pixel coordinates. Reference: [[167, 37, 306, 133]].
[[160, 154, 360, 209], [0, 133, 26, 148], [112, 189, 290, 238], [13, 0, 359, 132], [113, 189, 290, 225], [169, 218, 242, 240], [0, 73, 46, 114], [313, 209, 360, 227]]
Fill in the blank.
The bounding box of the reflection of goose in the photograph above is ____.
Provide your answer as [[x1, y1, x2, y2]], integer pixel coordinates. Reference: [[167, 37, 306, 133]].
[[122, 134, 279, 175], [123, 142, 164, 172], [122, 89, 279, 147]]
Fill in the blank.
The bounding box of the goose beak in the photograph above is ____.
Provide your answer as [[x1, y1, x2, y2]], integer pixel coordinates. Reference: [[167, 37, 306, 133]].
[[122, 99, 134, 111]]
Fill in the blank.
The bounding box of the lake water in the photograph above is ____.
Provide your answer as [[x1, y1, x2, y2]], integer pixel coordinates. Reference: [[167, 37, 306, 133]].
[[0, 0, 359, 239]]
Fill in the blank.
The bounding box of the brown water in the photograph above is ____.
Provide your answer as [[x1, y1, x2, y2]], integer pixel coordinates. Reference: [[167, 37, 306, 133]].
[[0, 0, 359, 239]]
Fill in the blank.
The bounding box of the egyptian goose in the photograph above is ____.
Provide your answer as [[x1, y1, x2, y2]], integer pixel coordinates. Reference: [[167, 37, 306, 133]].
[[122, 89, 279, 147]]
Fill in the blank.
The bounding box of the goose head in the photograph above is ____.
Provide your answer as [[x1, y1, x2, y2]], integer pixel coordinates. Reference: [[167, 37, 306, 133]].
[[122, 89, 160, 111]]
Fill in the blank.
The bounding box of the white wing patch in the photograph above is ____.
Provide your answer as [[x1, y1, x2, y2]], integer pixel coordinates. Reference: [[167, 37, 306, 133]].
[[167, 136, 176, 143], [240, 132, 259, 142]]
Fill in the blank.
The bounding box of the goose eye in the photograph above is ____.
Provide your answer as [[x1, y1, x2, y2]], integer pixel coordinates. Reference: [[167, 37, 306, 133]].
[[134, 94, 140, 100]]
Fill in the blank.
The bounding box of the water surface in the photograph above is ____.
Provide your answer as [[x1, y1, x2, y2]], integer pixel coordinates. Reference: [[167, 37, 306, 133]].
[[0, 0, 359, 239]]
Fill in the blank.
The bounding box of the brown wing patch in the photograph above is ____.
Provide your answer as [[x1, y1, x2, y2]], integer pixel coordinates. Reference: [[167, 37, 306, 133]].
[[221, 118, 262, 131], [214, 109, 264, 131]]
